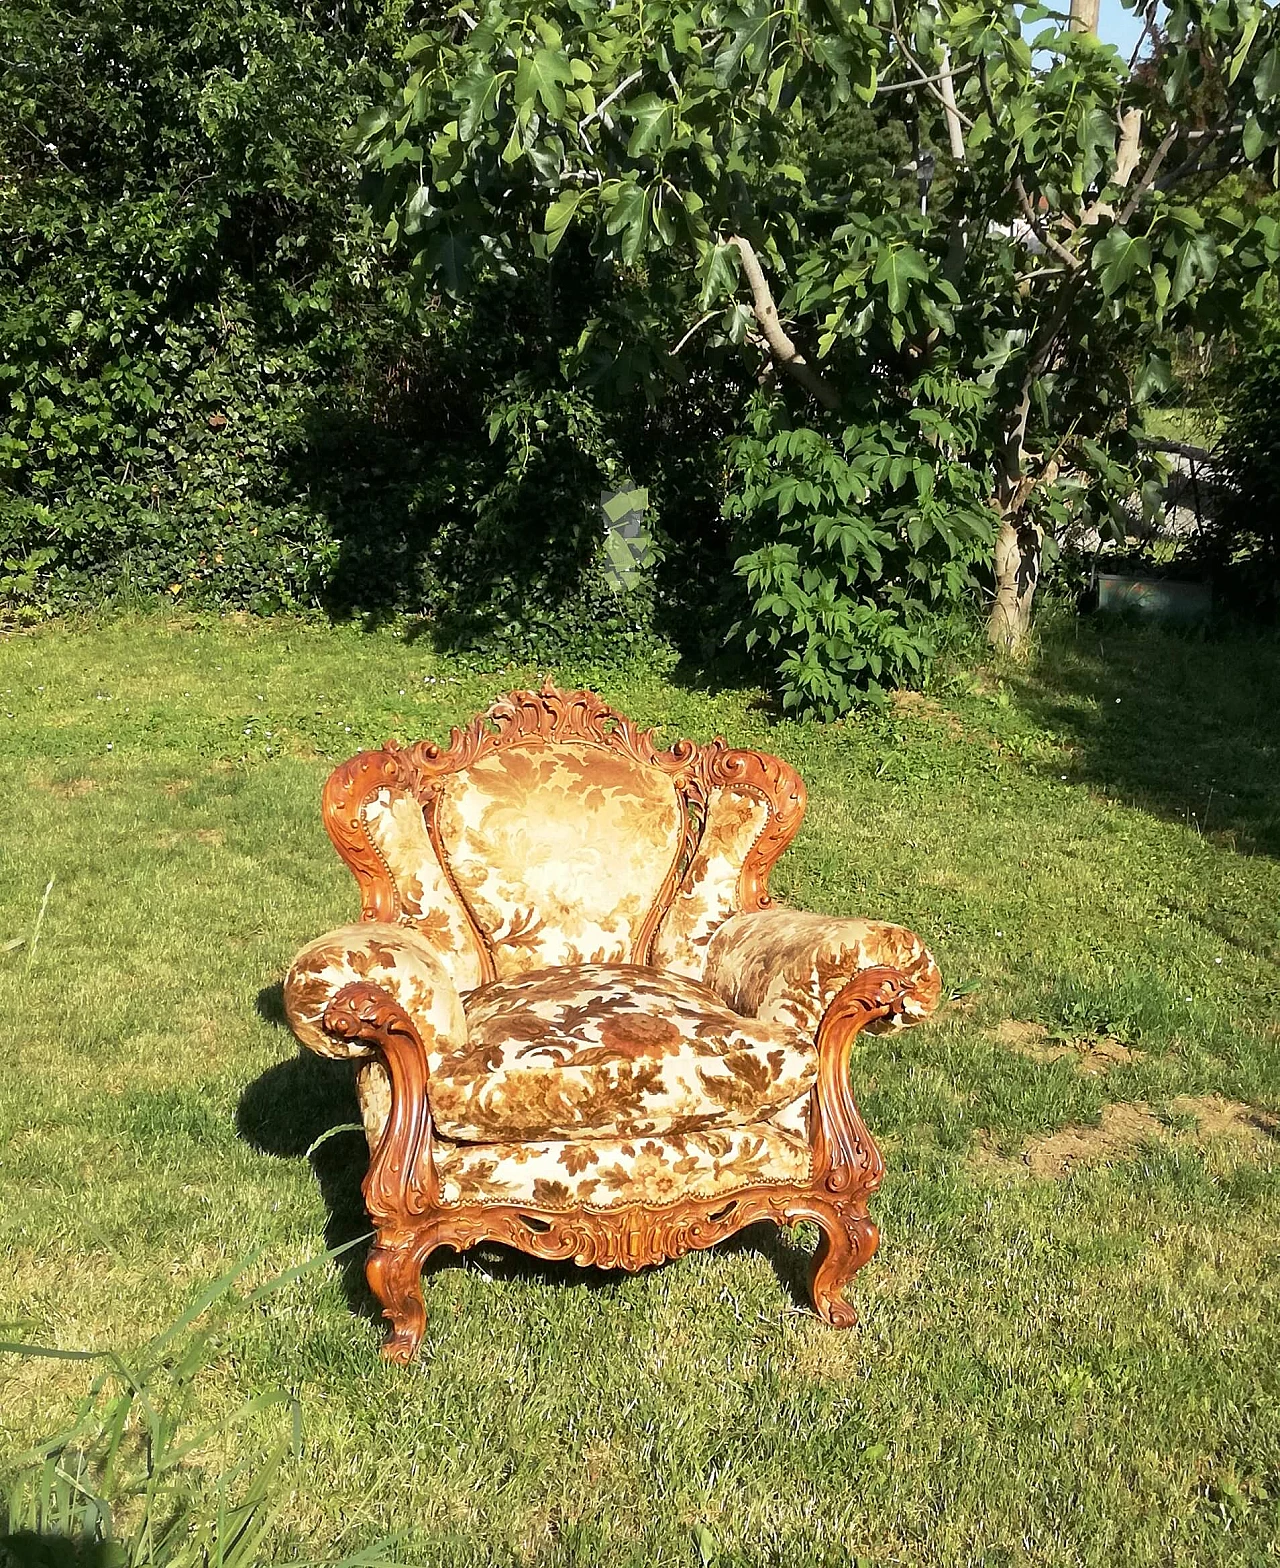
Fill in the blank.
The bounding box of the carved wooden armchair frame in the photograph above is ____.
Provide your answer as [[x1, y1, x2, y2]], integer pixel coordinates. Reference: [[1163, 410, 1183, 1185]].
[[283, 684, 939, 1362]]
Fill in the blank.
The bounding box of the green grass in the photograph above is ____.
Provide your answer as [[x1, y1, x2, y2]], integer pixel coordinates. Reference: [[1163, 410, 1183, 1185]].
[[1143, 404, 1225, 448], [2, 609, 1279, 1567]]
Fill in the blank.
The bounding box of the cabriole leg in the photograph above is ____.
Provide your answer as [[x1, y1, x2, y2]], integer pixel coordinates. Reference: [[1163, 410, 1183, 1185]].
[[366, 1236, 428, 1364], [808, 1204, 879, 1329]]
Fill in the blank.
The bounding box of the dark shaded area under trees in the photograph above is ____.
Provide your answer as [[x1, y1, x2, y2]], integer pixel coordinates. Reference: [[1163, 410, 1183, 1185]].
[[0, 0, 911, 672]]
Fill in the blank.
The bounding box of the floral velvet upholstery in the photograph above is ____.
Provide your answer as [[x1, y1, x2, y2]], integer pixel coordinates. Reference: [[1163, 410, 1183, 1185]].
[[706, 908, 943, 1034], [284, 686, 942, 1220], [434, 742, 683, 975], [431, 1092, 814, 1211], [432, 963, 815, 1142]]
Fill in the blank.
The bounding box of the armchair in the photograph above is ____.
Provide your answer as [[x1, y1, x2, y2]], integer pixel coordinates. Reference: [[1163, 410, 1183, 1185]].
[[283, 683, 940, 1361]]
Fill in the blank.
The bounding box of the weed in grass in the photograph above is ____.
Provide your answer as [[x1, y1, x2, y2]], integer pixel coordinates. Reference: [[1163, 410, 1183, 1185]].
[[2, 1250, 391, 1568]]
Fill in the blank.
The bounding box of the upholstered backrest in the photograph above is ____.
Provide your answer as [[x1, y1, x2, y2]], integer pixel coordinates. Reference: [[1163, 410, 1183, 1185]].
[[322, 684, 805, 985]]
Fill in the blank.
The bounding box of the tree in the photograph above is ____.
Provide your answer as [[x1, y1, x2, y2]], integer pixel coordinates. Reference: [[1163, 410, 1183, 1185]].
[[356, 0, 1280, 711]]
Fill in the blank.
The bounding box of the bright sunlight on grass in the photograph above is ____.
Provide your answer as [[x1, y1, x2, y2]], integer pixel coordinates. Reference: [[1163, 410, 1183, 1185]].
[[2, 611, 1278, 1566]]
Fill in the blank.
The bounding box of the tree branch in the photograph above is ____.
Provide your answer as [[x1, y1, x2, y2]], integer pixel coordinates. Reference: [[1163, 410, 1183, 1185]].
[[579, 70, 643, 136], [1014, 176, 1083, 269], [875, 62, 973, 96], [891, 25, 976, 129], [1154, 124, 1233, 193], [1127, 1, 1158, 70], [1113, 108, 1146, 188], [727, 236, 841, 411], [938, 46, 967, 163], [671, 310, 717, 356], [1158, 150, 1243, 190], [1118, 123, 1179, 226]]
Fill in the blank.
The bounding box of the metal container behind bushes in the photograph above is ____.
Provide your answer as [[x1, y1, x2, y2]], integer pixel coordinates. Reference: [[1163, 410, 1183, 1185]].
[[1096, 573, 1212, 623]]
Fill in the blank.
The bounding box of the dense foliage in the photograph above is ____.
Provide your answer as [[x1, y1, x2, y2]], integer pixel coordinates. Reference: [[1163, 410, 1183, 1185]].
[[5, 0, 1280, 710], [0, 0, 390, 612], [0, 0, 738, 660], [359, 0, 1280, 709], [1208, 302, 1280, 615]]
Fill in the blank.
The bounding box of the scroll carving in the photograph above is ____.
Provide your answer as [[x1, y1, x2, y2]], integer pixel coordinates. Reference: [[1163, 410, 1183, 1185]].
[[319, 682, 808, 972], [323, 980, 440, 1362], [301, 684, 912, 1364], [811, 965, 912, 1199]]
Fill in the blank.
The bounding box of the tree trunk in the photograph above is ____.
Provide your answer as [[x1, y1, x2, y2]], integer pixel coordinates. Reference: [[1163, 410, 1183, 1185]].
[[1069, 0, 1099, 33], [988, 512, 1043, 655]]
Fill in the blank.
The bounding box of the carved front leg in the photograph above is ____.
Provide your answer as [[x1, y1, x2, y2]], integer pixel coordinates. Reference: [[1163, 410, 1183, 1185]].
[[324, 981, 438, 1362], [805, 965, 912, 1325], [807, 1203, 879, 1328]]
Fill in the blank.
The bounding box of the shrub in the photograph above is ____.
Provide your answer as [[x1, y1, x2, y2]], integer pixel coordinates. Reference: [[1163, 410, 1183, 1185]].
[[725, 378, 996, 716], [1208, 309, 1280, 616]]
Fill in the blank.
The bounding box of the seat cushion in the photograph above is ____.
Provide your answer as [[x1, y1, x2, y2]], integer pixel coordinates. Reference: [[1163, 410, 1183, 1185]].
[[434, 1093, 814, 1210], [429, 963, 817, 1143]]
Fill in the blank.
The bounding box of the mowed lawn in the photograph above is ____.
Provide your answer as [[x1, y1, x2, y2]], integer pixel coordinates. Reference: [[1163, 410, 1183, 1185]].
[[1, 611, 1278, 1567]]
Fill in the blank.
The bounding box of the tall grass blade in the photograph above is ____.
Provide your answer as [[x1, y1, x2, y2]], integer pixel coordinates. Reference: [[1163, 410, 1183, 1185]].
[[4, 1246, 404, 1566], [244, 1231, 372, 1304], [24, 875, 54, 975]]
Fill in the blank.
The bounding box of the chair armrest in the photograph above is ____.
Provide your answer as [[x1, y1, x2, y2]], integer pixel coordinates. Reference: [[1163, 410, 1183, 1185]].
[[704, 907, 941, 1034], [283, 922, 466, 1071]]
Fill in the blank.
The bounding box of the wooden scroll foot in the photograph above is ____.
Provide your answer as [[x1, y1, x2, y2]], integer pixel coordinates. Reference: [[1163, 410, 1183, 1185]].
[[366, 1237, 429, 1364], [808, 1205, 879, 1329]]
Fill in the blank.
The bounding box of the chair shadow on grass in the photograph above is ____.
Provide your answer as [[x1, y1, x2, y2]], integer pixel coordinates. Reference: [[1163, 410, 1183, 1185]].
[[238, 983, 815, 1330]]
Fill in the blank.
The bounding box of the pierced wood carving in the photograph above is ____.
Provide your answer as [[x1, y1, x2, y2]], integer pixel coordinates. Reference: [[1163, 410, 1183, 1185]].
[[300, 683, 909, 1363], [319, 681, 807, 976], [320, 966, 901, 1364]]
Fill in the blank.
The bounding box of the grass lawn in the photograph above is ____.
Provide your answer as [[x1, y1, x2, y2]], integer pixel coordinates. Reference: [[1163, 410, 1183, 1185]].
[[1, 610, 1278, 1567]]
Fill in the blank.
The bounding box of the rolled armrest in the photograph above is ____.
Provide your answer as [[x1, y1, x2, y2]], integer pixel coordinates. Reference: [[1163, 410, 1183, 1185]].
[[283, 921, 466, 1071], [704, 907, 941, 1034]]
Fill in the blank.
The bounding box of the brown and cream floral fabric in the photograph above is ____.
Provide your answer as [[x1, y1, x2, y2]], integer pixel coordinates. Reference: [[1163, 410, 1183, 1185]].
[[705, 907, 942, 1035], [651, 787, 770, 979], [283, 922, 466, 1066], [432, 1090, 814, 1210], [434, 741, 682, 978], [360, 787, 486, 989], [427, 962, 816, 1143]]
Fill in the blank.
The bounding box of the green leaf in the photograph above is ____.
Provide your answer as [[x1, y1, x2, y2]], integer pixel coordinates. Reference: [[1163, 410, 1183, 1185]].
[[1255, 46, 1280, 102], [403, 183, 437, 237], [700, 242, 741, 309], [623, 93, 674, 158], [458, 66, 501, 141], [871, 245, 929, 314], [515, 48, 572, 118], [1242, 114, 1267, 161], [353, 106, 392, 150], [605, 182, 648, 262], [424, 229, 472, 294], [1169, 229, 1217, 304], [543, 189, 586, 253], [526, 134, 566, 181], [1092, 225, 1152, 296], [429, 125, 463, 185], [1228, 7, 1263, 84], [1134, 348, 1173, 402], [672, 11, 698, 53], [907, 515, 934, 550], [714, 0, 774, 85]]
